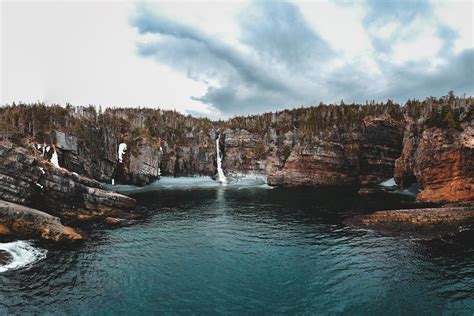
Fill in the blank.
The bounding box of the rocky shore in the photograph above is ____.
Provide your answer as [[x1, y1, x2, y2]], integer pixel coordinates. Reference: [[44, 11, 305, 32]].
[[0, 200, 82, 242], [0, 145, 136, 242], [344, 207, 474, 238], [0, 94, 472, 240], [346, 96, 473, 235]]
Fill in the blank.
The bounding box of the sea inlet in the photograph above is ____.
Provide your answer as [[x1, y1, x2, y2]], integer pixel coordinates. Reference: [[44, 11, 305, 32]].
[[0, 177, 473, 315]]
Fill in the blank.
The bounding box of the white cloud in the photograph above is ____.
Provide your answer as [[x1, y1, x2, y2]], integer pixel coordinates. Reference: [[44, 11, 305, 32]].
[[293, 1, 380, 76], [143, 1, 249, 50], [432, 0, 473, 53], [390, 17, 444, 65], [1, 1, 210, 114], [370, 21, 400, 40], [1, 0, 473, 117]]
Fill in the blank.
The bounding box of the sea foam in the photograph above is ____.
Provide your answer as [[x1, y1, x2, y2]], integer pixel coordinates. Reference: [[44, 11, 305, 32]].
[[0, 241, 47, 273]]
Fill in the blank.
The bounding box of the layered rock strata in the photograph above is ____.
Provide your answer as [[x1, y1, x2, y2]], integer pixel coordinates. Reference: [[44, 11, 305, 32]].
[[56, 129, 161, 186], [267, 115, 404, 187], [345, 206, 474, 237], [0, 145, 135, 223], [394, 99, 473, 204]]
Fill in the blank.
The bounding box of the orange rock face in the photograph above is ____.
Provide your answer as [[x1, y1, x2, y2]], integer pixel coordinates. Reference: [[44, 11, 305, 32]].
[[0, 200, 82, 242], [394, 100, 473, 204], [267, 141, 359, 187]]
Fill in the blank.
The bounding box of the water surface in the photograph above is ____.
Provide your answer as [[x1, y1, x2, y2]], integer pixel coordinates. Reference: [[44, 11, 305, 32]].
[[0, 178, 473, 315]]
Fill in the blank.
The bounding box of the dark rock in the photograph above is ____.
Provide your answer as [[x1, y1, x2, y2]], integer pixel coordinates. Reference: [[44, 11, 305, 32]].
[[345, 206, 474, 238], [0, 145, 136, 224], [0, 250, 13, 266]]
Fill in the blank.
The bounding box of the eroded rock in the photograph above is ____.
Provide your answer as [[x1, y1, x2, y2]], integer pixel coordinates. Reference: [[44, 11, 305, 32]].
[[267, 115, 404, 187], [345, 206, 474, 238], [0, 200, 82, 242], [394, 100, 473, 204], [0, 145, 136, 224]]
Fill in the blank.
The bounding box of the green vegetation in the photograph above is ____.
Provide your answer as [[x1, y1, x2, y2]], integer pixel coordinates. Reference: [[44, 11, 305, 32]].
[[406, 92, 472, 130], [1, 94, 471, 149]]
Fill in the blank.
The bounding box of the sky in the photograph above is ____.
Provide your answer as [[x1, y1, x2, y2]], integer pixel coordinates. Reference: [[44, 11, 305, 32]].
[[1, 0, 473, 118]]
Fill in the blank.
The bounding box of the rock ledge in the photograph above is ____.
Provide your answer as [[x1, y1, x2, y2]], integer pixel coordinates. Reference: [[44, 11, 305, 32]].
[[0, 200, 82, 242]]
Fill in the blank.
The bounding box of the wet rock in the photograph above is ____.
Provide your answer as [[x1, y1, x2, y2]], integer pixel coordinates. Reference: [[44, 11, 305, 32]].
[[0, 250, 13, 266], [104, 217, 128, 226], [345, 206, 474, 238], [0, 200, 82, 242]]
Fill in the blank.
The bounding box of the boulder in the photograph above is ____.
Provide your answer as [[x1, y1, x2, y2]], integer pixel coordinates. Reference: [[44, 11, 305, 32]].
[[0, 200, 82, 242]]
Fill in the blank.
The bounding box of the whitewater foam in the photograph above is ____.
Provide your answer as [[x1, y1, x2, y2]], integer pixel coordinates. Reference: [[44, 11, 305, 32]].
[[0, 241, 47, 273], [50, 149, 60, 168], [104, 174, 272, 194]]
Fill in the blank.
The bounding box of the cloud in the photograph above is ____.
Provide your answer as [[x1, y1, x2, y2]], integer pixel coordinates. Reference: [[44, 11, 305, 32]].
[[131, 0, 474, 116], [382, 48, 474, 102], [239, 1, 333, 71], [132, 2, 332, 115]]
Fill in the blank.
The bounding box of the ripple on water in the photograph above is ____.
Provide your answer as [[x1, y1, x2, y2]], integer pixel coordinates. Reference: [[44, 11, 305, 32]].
[[1, 186, 473, 315]]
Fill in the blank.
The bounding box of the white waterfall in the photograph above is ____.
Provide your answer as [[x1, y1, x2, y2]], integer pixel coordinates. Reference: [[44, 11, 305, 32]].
[[216, 134, 227, 185], [118, 143, 127, 163], [50, 148, 60, 168]]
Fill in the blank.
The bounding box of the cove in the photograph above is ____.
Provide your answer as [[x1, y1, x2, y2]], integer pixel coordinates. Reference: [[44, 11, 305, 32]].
[[0, 181, 473, 315]]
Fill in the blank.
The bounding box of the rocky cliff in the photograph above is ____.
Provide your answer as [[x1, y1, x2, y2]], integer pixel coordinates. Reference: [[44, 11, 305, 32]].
[[0, 145, 135, 223], [394, 96, 473, 204], [1, 96, 472, 206], [1, 102, 404, 189], [267, 115, 404, 187]]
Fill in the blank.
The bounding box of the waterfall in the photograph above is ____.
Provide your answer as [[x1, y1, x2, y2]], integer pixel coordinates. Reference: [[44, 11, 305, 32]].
[[118, 143, 127, 163], [216, 134, 227, 185], [50, 148, 60, 168]]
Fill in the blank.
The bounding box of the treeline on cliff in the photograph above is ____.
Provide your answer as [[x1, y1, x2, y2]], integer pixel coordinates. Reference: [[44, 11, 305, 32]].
[[0, 94, 472, 151]]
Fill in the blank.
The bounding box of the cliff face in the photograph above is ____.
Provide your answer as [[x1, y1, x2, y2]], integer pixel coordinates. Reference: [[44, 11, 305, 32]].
[[267, 115, 404, 187], [0, 102, 404, 188], [1, 97, 472, 204], [394, 97, 473, 204], [56, 128, 161, 186], [0, 146, 135, 222]]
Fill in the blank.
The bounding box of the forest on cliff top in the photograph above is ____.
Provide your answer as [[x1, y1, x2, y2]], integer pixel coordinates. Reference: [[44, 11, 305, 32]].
[[0, 93, 472, 150]]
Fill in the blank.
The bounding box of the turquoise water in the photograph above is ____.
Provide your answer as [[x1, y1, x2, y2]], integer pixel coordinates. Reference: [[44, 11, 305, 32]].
[[0, 179, 473, 315]]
